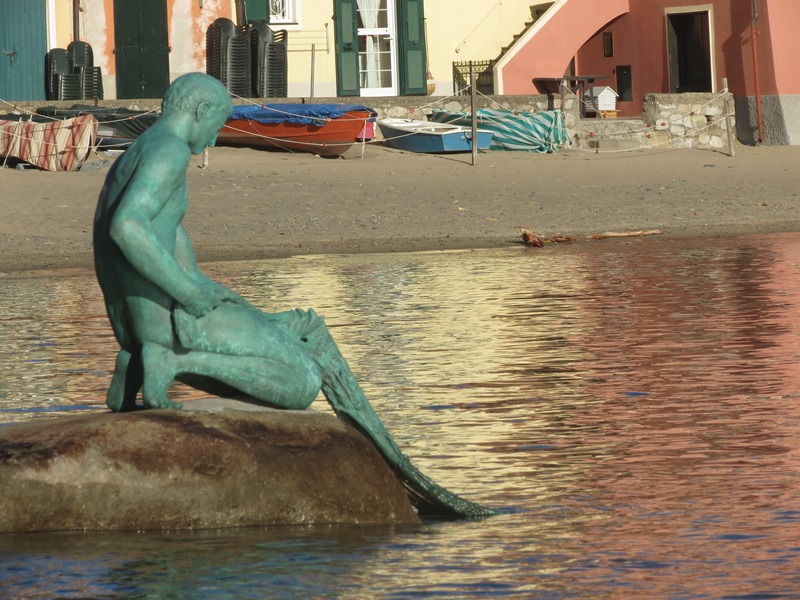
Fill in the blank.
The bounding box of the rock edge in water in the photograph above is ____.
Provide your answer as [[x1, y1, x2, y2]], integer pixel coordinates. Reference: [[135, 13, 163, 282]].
[[0, 399, 420, 532]]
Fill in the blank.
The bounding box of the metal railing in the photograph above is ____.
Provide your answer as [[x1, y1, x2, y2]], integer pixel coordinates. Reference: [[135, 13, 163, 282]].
[[452, 60, 494, 96]]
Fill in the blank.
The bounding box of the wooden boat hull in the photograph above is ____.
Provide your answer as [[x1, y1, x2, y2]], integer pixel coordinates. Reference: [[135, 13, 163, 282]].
[[217, 104, 376, 157], [377, 118, 493, 154]]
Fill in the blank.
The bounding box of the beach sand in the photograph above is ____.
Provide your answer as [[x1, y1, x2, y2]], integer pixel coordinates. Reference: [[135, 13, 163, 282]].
[[0, 143, 798, 272]]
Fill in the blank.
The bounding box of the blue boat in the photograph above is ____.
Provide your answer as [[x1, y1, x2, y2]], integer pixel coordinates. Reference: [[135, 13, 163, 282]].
[[377, 118, 493, 154]]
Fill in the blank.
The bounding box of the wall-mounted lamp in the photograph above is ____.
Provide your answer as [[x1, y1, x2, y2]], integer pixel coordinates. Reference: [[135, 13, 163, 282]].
[[199, 0, 204, 7]]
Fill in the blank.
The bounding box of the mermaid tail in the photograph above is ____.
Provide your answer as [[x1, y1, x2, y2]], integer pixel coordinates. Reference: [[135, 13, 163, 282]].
[[305, 318, 495, 518]]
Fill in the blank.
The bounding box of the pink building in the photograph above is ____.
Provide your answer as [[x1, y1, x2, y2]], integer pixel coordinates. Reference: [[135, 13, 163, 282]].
[[496, 0, 800, 145]]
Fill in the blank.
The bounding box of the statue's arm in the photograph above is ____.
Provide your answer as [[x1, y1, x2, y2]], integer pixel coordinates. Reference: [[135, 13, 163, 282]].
[[108, 144, 220, 317], [174, 224, 258, 311]]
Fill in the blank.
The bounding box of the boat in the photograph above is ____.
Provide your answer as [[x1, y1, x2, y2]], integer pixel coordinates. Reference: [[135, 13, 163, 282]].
[[429, 108, 567, 152], [34, 105, 159, 149], [376, 117, 493, 153], [217, 103, 377, 157]]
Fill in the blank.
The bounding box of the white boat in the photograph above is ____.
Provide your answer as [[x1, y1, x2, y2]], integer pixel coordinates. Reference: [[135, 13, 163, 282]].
[[377, 118, 493, 153]]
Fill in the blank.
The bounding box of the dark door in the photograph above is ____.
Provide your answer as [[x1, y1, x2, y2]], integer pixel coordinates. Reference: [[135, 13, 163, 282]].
[[0, 0, 47, 101], [114, 0, 170, 99], [666, 12, 712, 93]]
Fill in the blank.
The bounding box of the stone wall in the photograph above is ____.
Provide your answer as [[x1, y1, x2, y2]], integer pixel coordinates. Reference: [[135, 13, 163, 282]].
[[641, 92, 734, 151], [8, 91, 740, 153]]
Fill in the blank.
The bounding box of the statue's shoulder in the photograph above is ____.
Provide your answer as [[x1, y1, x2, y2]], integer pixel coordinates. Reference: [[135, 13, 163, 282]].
[[127, 133, 192, 183]]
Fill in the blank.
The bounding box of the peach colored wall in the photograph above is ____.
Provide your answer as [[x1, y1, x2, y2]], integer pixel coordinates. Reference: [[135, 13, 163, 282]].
[[499, 0, 630, 95], [574, 0, 800, 116], [758, 0, 800, 95], [577, 1, 738, 116], [58, 0, 234, 98]]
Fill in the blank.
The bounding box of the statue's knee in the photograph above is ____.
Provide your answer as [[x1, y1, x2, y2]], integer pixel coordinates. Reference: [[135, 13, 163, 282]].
[[291, 360, 322, 409]]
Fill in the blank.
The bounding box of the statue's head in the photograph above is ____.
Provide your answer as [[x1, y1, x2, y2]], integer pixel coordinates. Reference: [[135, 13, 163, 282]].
[[162, 73, 233, 155]]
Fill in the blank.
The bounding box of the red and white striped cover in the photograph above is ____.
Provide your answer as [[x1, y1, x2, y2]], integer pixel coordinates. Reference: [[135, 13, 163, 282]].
[[0, 114, 98, 171]]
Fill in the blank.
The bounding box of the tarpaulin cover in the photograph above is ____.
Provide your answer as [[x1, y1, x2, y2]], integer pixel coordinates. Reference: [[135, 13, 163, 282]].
[[430, 108, 567, 152], [0, 114, 97, 171], [231, 104, 377, 126]]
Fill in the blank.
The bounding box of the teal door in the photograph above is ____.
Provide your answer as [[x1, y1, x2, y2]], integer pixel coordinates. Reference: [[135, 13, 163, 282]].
[[0, 0, 47, 101], [114, 0, 170, 99]]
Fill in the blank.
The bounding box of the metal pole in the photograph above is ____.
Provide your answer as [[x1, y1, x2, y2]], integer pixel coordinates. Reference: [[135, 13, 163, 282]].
[[723, 78, 735, 158], [310, 43, 316, 99], [752, 0, 765, 143], [73, 0, 80, 41], [470, 62, 478, 166]]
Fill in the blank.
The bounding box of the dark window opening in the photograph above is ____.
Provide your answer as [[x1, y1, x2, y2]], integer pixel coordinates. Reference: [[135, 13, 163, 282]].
[[603, 32, 614, 58]]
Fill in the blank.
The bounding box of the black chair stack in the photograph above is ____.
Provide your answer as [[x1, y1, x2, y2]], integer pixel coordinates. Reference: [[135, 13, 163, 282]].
[[68, 41, 104, 100], [206, 18, 288, 98], [250, 23, 288, 98], [45, 41, 104, 101], [206, 18, 251, 98]]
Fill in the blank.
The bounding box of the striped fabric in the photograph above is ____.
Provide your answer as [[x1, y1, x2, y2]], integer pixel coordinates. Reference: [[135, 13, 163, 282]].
[[429, 108, 567, 152], [0, 115, 98, 171]]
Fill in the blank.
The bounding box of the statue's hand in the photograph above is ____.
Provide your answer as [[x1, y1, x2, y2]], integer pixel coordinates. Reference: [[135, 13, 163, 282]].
[[215, 283, 258, 310], [181, 281, 222, 318]]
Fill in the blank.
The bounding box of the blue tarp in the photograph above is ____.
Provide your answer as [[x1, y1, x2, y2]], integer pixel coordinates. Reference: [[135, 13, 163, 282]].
[[231, 103, 377, 126]]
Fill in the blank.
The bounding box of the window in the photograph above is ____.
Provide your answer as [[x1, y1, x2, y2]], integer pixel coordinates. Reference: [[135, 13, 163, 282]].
[[603, 32, 614, 57], [270, 0, 295, 24]]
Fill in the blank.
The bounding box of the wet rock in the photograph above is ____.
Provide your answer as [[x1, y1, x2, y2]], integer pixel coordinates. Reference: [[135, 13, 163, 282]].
[[0, 399, 419, 532]]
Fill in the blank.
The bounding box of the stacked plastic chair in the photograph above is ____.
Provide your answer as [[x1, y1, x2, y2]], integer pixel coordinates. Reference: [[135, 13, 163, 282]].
[[207, 18, 288, 98], [68, 41, 104, 100], [206, 18, 251, 98], [45, 42, 104, 101], [250, 23, 288, 98]]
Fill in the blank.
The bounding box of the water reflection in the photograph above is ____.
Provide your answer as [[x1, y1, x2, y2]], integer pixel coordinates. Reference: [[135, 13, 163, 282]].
[[2, 234, 800, 597]]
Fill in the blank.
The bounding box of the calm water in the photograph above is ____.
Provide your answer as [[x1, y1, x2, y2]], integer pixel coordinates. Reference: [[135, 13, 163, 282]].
[[2, 234, 800, 598]]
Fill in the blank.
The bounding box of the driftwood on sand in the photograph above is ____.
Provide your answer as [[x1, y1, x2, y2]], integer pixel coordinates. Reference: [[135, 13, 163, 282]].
[[519, 228, 663, 247]]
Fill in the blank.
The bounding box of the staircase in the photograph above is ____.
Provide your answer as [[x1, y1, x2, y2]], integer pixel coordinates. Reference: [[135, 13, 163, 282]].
[[494, 0, 630, 95]]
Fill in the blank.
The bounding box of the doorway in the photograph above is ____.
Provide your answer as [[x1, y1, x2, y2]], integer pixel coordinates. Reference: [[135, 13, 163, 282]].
[[357, 0, 398, 96], [666, 9, 713, 93], [0, 0, 47, 101], [113, 0, 170, 99]]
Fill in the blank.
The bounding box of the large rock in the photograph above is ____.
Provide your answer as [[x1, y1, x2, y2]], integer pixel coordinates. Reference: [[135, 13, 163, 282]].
[[0, 399, 420, 532]]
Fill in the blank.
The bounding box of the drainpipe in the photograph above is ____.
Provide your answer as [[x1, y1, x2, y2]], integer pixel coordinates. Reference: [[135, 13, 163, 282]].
[[73, 0, 80, 41], [751, 0, 765, 143]]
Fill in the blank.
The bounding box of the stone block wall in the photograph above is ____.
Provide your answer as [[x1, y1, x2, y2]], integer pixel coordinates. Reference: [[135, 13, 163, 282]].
[[641, 92, 734, 151]]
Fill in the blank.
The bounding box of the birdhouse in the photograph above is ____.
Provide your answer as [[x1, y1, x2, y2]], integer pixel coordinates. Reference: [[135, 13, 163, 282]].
[[585, 86, 619, 112]]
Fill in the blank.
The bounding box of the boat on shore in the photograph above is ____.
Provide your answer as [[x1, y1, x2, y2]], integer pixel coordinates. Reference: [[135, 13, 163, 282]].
[[377, 118, 493, 154], [217, 103, 377, 157], [34, 105, 159, 149]]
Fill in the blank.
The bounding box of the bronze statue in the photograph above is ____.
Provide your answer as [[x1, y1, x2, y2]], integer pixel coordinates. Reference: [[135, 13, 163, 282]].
[[93, 72, 492, 518]]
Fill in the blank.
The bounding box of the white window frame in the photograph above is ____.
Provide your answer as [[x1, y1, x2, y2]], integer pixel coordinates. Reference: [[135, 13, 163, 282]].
[[270, 0, 297, 25]]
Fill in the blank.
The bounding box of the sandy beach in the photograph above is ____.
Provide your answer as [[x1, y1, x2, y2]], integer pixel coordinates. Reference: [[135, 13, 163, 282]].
[[0, 142, 798, 272]]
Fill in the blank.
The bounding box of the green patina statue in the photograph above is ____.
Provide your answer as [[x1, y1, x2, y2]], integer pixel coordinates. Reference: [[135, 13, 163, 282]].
[[93, 72, 493, 518]]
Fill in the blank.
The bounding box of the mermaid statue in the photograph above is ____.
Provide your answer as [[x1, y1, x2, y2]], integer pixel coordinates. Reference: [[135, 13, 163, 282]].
[[93, 72, 493, 518]]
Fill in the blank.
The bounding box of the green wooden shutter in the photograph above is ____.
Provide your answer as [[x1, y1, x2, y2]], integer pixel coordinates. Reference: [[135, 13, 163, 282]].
[[333, 0, 359, 96], [397, 0, 426, 95], [246, 0, 269, 23]]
